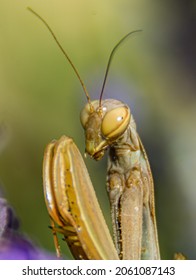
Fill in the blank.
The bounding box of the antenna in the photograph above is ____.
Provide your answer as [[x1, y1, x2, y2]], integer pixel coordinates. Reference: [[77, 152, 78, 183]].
[[99, 30, 142, 107], [27, 7, 92, 108]]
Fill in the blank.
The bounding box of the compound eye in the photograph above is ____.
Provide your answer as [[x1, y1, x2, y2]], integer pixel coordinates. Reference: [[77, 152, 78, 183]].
[[80, 100, 99, 128], [80, 103, 91, 128], [101, 106, 130, 139]]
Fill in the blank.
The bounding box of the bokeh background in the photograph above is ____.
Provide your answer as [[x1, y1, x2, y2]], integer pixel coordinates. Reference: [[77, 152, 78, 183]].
[[0, 0, 196, 259]]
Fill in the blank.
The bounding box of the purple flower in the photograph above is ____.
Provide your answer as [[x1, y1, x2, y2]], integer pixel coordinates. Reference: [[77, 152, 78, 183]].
[[0, 194, 57, 260]]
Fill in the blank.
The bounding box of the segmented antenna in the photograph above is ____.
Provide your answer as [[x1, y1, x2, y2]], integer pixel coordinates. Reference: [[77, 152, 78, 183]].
[[27, 7, 92, 108], [99, 30, 142, 108], [28, 7, 142, 111]]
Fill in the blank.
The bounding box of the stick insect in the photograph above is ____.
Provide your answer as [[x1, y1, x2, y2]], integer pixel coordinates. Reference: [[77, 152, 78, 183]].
[[28, 8, 160, 260]]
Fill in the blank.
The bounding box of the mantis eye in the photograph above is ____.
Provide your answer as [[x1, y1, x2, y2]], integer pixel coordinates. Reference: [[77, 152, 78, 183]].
[[80, 100, 99, 128], [101, 106, 130, 139], [80, 103, 91, 128]]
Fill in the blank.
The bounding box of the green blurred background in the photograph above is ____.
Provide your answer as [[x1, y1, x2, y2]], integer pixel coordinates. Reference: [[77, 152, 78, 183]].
[[0, 0, 196, 259]]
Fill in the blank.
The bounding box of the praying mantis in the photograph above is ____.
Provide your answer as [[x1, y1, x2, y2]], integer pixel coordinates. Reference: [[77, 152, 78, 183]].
[[28, 8, 160, 260]]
